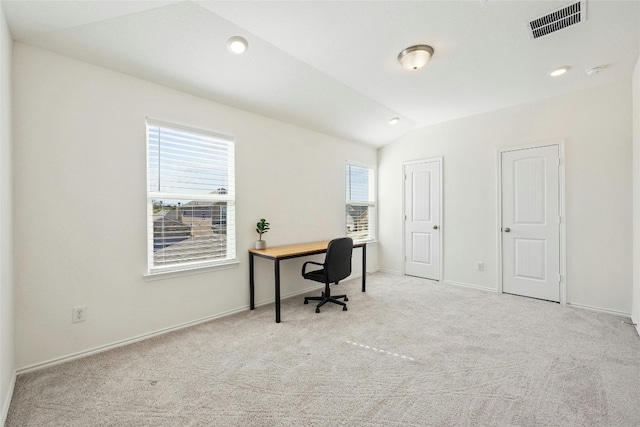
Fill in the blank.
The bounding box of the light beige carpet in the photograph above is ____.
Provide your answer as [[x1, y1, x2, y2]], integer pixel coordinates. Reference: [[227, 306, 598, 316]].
[[6, 273, 640, 426]]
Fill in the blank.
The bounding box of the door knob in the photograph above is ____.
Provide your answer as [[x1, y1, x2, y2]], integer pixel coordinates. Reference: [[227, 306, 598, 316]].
[[504, 227, 511, 232], [433, 225, 438, 230]]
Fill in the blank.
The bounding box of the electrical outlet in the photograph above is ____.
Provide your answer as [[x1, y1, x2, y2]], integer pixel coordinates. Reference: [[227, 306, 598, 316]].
[[476, 262, 485, 272], [72, 306, 86, 323]]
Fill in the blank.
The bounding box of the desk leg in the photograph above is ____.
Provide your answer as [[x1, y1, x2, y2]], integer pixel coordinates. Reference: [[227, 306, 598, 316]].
[[274, 259, 281, 323], [362, 244, 367, 292], [249, 253, 255, 310]]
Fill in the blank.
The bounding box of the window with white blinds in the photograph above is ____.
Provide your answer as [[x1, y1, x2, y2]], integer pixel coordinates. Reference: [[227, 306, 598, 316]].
[[146, 120, 236, 274], [346, 163, 375, 241]]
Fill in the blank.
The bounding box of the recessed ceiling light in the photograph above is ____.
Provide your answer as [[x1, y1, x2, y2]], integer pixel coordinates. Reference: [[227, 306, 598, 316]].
[[549, 66, 570, 77], [388, 117, 400, 125], [227, 36, 248, 55]]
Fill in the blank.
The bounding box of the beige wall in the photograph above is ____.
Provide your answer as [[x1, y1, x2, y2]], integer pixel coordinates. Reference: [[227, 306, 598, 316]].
[[0, 4, 15, 423], [12, 43, 377, 370], [378, 80, 633, 314]]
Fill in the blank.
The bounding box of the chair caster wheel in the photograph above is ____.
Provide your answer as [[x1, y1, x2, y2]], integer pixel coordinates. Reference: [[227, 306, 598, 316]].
[[304, 300, 308, 304], [343, 306, 348, 311], [315, 308, 320, 313], [344, 297, 349, 301]]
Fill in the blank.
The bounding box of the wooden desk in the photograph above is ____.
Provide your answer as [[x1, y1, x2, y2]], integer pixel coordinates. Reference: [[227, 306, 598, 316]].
[[249, 240, 367, 323]]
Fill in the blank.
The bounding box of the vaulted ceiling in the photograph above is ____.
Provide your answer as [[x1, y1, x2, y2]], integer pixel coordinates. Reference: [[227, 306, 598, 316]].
[[3, 0, 639, 147]]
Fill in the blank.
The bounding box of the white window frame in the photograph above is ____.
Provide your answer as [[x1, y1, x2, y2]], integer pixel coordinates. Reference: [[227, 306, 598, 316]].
[[345, 162, 376, 242], [145, 119, 236, 277]]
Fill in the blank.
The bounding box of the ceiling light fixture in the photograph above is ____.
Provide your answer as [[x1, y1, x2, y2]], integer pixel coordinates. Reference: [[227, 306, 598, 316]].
[[398, 45, 434, 71], [549, 66, 570, 77], [388, 117, 400, 125], [227, 36, 248, 55], [586, 65, 605, 76]]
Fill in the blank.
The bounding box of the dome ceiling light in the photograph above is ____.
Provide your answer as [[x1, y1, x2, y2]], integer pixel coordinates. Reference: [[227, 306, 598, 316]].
[[398, 45, 434, 71]]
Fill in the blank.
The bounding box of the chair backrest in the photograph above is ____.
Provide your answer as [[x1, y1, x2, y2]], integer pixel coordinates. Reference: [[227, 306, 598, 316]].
[[324, 237, 353, 283]]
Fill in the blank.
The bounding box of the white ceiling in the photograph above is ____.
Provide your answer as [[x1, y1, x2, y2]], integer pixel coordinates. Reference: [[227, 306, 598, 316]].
[[2, 0, 639, 147]]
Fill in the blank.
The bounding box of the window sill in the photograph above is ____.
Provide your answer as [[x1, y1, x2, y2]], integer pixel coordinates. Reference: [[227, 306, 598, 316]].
[[352, 238, 377, 245], [144, 260, 239, 281]]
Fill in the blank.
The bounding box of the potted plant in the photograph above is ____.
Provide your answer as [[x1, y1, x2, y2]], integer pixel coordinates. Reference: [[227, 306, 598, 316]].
[[255, 218, 270, 249]]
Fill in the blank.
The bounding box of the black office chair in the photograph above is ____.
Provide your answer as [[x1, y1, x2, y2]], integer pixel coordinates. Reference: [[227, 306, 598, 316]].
[[302, 237, 353, 313]]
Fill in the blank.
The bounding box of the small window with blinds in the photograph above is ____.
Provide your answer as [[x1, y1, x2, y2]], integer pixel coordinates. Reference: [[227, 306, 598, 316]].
[[146, 120, 236, 274], [346, 163, 375, 241]]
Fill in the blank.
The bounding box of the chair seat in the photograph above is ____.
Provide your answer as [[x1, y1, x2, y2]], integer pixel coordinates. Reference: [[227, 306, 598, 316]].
[[303, 268, 326, 283]]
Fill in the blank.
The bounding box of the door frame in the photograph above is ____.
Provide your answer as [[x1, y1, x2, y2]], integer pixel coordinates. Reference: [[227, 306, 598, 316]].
[[402, 157, 443, 281], [496, 141, 567, 304]]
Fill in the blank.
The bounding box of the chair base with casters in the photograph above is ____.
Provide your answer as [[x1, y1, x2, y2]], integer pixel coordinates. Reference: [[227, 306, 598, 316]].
[[301, 237, 354, 314], [303, 278, 349, 313]]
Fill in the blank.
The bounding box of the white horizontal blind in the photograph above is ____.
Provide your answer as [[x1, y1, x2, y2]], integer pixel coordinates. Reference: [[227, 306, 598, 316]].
[[346, 163, 375, 241], [146, 120, 235, 273]]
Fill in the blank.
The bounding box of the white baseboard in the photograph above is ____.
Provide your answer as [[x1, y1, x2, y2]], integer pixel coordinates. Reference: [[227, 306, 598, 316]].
[[17, 305, 253, 375], [566, 302, 631, 317], [253, 272, 375, 309], [352, 268, 380, 277], [443, 280, 499, 293], [441, 282, 631, 318], [377, 268, 402, 275], [1, 370, 16, 425], [252, 284, 324, 309], [17, 278, 370, 375]]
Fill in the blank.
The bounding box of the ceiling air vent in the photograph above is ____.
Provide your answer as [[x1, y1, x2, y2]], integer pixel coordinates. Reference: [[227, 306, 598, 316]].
[[528, 1, 586, 39]]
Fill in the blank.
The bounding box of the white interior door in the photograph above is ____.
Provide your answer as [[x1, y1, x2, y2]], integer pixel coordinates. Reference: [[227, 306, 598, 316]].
[[501, 145, 560, 302], [404, 160, 441, 280]]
